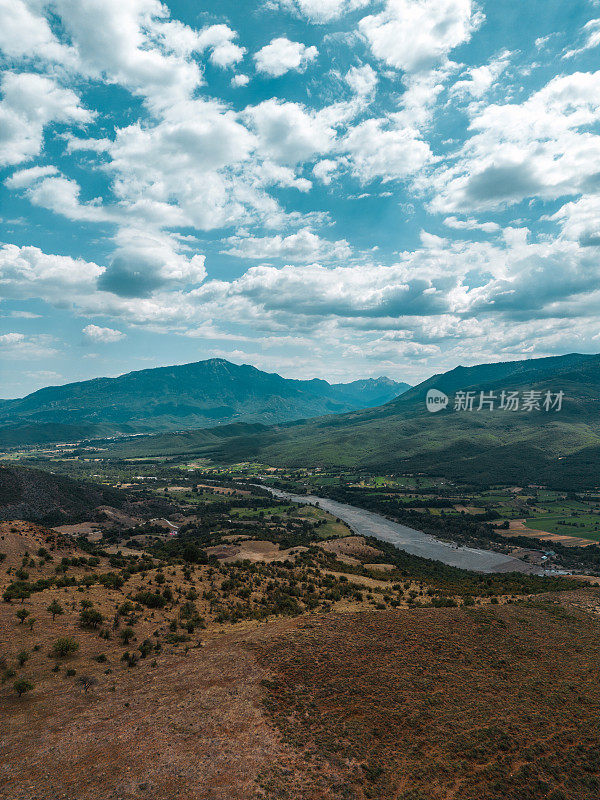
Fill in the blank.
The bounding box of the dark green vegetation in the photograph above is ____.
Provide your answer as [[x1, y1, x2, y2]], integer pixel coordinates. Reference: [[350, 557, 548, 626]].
[[255, 602, 600, 800], [0, 464, 127, 524], [0, 358, 408, 446], [88, 352, 600, 489]]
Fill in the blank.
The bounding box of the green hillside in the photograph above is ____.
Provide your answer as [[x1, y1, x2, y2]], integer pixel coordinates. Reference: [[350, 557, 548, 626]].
[[93, 353, 600, 488], [0, 359, 409, 445]]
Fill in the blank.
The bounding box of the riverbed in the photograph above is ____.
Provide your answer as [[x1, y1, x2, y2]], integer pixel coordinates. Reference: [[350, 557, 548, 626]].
[[264, 486, 534, 574]]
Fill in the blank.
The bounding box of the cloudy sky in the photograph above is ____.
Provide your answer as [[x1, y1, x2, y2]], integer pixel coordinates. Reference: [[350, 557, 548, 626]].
[[1, 0, 599, 397]]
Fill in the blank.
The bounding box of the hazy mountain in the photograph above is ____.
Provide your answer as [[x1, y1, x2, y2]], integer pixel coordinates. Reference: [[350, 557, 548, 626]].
[[0, 359, 409, 445], [95, 353, 600, 488]]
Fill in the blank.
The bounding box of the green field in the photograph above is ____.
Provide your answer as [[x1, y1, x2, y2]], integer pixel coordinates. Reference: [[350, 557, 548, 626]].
[[525, 513, 600, 541]]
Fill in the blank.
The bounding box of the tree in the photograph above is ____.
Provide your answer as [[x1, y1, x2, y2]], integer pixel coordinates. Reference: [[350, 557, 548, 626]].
[[28, 617, 36, 631], [77, 675, 98, 693], [79, 608, 104, 629], [16, 609, 30, 624], [17, 650, 29, 668], [3, 582, 31, 603], [120, 627, 135, 645], [14, 678, 33, 698], [47, 600, 63, 621], [52, 637, 79, 658]]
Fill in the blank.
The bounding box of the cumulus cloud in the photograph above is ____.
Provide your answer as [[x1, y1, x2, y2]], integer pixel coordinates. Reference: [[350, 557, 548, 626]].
[[450, 51, 511, 99], [0, 0, 78, 65], [52, 0, 203, 109], [83, 324, 125, 342], [70, 97, 258, 230], [0, 332, 58, 359], [0, 72, 93, 166], [275, 0, 371, 24], [195, 24, 246, 68], [0, 243, 103, 302], [254, 37, 318, 77], [359, 0, 483, 72], [6, 168, 109, 222], [428, 70, 600, 212], [343, 118, 432, 182], [231, 73, 250, 87], [98, 228, 207, 298], [443, 216, 500, 233], [244, 99, 336, 164], [223, 228, 352, 262], [345, 64, 378, 96]]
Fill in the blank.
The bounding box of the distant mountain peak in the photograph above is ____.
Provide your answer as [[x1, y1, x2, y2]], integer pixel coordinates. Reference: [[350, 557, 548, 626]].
[[0, 358, 410, 447]]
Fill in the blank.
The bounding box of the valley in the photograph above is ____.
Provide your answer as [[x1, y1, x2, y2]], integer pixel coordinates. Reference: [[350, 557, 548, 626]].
[[2, 351, 600, 799]]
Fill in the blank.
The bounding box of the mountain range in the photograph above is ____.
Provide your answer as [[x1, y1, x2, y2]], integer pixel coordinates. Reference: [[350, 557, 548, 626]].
[[92, 352, 600, 488], [0, 359, 409, 446]]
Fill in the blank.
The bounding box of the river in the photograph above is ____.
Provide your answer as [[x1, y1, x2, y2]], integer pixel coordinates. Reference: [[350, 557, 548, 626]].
[[263, 486, 534, 574]]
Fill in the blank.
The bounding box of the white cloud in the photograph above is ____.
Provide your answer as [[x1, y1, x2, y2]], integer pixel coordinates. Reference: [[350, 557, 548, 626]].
[[0, 243, 103, 302], [564, 18, 600, 59], [359, 0, 483, 72], [345, 64, 378, 96], [223, 228, 352, 262], [0, 72, 93, 166], [231, 73, 250, 88], [275, 0, 371, 24], [429, 70, 600, 212], [6, 169, 110, 222], [450, 51, 511, 99], [71, 98, 259, 230], [244, 99, 336, 164], [0, 332, 58, 359], [0, 0, 78, 65], [312, 159, 340, 185], [52, 0, 202, 110], [443, 216, 500, 233], [551, 195, 600, 246], [99, 228, 207, 297], [83, 324, 126, 342], [254, 37, 318, 77], [196, 24, 246, 68], [343, 118, 432, 182]]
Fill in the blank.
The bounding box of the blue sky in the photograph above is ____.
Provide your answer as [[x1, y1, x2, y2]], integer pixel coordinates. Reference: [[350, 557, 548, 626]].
[[1, 0, 600, 397]]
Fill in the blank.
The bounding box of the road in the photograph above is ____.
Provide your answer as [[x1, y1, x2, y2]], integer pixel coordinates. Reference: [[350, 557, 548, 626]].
[[263, 486, 535, 574]]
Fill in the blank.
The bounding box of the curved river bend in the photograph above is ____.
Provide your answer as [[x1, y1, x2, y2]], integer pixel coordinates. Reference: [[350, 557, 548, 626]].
[[263, 486, 533, 574]]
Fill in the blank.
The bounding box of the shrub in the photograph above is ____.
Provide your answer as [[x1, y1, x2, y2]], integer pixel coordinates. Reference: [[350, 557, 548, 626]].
[[133, 591, 166, 609], [14, 678, 33, 698], [17, 650, 29, 668], [79, 609, 104, 629], [52, 637, 80, 658], [78, 675, 98, 693], [120, 627, 135, 645]]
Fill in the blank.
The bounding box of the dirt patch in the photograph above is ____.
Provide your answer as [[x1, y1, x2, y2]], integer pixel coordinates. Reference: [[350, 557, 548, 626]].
[[197, 484, 251, 496], [320, 535, 383, 561], [206, 539, 307, 564], [364, 563, 395, 573], [53, 522, 102, 537]]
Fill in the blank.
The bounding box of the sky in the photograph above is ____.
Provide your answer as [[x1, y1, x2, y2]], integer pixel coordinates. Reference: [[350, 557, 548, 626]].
[[1, 0, 600, 398]]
